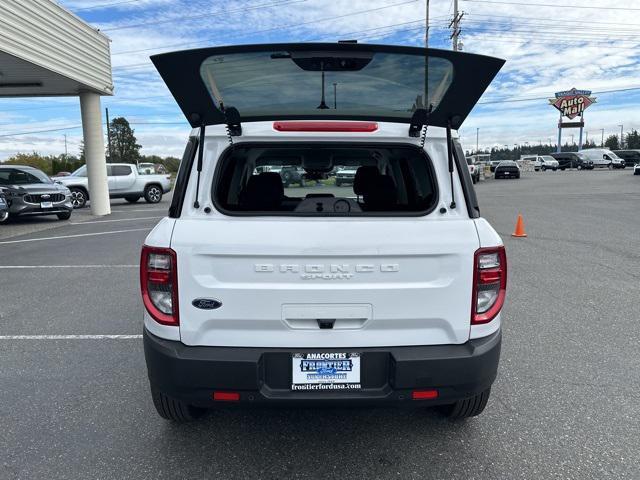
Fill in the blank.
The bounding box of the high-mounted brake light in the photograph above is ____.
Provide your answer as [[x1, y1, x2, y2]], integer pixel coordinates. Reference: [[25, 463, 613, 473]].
[[472, 246, 507, 325], [273, 121, 378, 132], [140, 246, 179, 326]]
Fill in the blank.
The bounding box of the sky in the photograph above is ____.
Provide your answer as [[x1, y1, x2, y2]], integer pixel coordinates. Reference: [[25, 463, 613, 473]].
[[1, 0, 639, 160]]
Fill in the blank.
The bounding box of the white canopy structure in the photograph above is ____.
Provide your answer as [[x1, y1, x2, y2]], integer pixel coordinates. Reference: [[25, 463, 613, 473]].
[[0, 0, 113, 215]]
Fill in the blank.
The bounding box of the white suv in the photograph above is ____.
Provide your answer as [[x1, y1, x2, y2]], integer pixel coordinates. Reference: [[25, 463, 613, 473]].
[[141, 43, 507, 421]]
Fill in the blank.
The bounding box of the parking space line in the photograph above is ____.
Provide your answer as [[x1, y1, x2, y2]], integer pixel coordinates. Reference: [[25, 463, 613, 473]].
[[0, 228, 149, 245], [0, 335, 142, 340], [109, 208, 167, 213], [70, 216, 162, 225], [0, 265, 136, 269]]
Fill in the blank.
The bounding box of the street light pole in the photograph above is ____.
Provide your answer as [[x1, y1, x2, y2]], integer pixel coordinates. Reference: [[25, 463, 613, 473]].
[[618, 124, 624, 148], [333, 83, 337, 109], [600, 128, 604, 147], [476, 127, 479, 153]]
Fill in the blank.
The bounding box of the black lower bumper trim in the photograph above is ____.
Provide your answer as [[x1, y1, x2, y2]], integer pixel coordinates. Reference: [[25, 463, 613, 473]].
[[143, 328, 501, 407]]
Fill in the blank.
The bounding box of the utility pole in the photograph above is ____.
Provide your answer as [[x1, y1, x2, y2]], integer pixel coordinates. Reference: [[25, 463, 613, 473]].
[[105, 107, 112, 163], [450, 0, 463, 51], [600, 128, 604, 147], [425, 0, 430, 49], [476, 127, 479, 153], [618, 124, 624, 148], [63, 134, 68, 158]]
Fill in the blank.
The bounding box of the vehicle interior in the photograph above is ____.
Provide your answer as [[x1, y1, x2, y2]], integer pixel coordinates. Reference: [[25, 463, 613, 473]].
[[213, 145, 438, 215]]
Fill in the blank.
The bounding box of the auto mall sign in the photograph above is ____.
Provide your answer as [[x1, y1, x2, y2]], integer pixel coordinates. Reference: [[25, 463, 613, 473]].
[[549, 88, 597, 119]]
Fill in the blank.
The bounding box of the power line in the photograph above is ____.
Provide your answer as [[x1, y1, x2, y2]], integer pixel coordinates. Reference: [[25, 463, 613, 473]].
[[101, 0, 308, 32], [111, 0, 419, 58], [0, 121, 187, 138], [468, 13, 640, 27], [478, 86, 640, 105], [463, 0, 640, 11], [74, 0, 142, 11]]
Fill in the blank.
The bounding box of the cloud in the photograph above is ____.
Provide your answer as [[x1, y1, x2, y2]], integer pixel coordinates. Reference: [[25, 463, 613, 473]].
[[2, 0, 640, 159]]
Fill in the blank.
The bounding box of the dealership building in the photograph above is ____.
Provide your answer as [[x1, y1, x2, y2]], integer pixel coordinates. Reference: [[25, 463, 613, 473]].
[[0, 0, 113, 215]]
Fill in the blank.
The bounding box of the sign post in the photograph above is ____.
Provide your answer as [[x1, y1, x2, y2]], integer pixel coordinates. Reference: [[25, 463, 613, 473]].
[[549, 88, 596, 153]]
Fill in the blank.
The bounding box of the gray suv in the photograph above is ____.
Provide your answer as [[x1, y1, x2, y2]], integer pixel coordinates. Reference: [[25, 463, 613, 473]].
[[0, 165, 73, 220]]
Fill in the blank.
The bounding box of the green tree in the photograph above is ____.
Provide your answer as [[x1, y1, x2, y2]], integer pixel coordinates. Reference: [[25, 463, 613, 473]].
[[3, 152, 53, 174], [625, 129, 640, 149], [604, 135, 619, 150], [108, 117, 141, 163]]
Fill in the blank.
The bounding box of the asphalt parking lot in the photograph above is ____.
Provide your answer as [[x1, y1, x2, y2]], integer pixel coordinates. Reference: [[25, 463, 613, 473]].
[[1, 170, 639, 479]]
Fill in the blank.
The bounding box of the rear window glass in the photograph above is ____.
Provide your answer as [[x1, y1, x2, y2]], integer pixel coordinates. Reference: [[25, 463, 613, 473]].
[[199, 51, 453, 120], [212, 144, 437, 216]]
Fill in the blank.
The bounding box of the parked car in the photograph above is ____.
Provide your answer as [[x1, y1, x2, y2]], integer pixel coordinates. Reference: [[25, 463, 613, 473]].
[[494, 160, 520, 179], [634, 163, 640, 175], [489, 160, 501, 172], [0, 165, 73, 220], [280, 166, 306, 187], [55, 163, 172, 208], [335, 166, 358, 186], [549, 152, 593, 170], [141, 43, 506, 422], [0, 189, 9, 223], [521, 155, 559, 171], [612, 150, 640, 167], [51, 171, 71, 178], [579, 148, 625, 169], [466, 157, 480, 183], [137, 163, 157, 175]]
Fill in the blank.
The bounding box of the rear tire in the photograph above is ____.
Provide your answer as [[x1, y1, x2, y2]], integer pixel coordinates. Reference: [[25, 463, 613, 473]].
[[442, 388, 491, 420], [151, 387, 206, 422], [125, 196, 140, 203], [144, 185, 163, 204], [541, 166, 546, 172], [56, 211, 72, 220], [0, 211, 9, 223]]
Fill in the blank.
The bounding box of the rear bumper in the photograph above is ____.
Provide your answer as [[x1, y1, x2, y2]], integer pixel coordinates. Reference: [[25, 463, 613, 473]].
[[143, 328, 501, 407]]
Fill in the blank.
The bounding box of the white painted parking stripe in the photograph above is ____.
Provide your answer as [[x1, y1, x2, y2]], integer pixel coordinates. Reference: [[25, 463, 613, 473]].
[[70, 216, 161, 225], [0, 228, 149, 245], [109, 208, 167, 213], [0, 335, 142, 340], [0, 265, 136, 269]]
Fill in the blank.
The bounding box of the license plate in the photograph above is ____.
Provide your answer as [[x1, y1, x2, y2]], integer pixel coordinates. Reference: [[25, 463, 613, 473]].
[[291, 352, 361, 391], [504, 172, 510, 175], [41, 201, 53, 208]]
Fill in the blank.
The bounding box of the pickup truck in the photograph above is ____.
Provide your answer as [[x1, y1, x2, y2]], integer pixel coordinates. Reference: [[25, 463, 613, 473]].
[[56, 163, 172, 208]]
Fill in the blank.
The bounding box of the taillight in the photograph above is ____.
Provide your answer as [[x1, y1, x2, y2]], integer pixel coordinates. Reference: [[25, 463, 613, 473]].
[[472, 246, 507, 325], [140, 245, 179, 326], [273, 121, 378, 132]]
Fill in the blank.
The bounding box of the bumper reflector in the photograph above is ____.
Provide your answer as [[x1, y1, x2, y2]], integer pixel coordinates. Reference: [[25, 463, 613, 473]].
[[411, 389, 439, 400], [213, 391, 240, 402]]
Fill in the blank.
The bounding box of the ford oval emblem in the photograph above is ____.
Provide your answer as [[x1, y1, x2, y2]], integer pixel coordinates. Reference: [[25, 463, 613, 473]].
[[192, 298, 222, 310]]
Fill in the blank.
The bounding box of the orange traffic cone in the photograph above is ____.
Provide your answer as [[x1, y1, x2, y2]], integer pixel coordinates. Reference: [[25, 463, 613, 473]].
[[512, 214, 527, 237]]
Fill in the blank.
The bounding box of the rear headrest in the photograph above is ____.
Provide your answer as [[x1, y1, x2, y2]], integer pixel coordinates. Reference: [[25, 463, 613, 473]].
[[353, 166, 380, 196], [363, 175, 397, 210], [242, 172, 284, 210]]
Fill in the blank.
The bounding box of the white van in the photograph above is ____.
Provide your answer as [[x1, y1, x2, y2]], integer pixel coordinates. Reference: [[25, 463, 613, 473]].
[[579, 148, 625, 169], [521, 155, 559, 172], [141, 43, 507, 421]]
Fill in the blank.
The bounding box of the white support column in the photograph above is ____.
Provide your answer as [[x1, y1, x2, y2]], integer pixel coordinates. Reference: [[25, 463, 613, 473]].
[[79, 91, 110, 216]]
